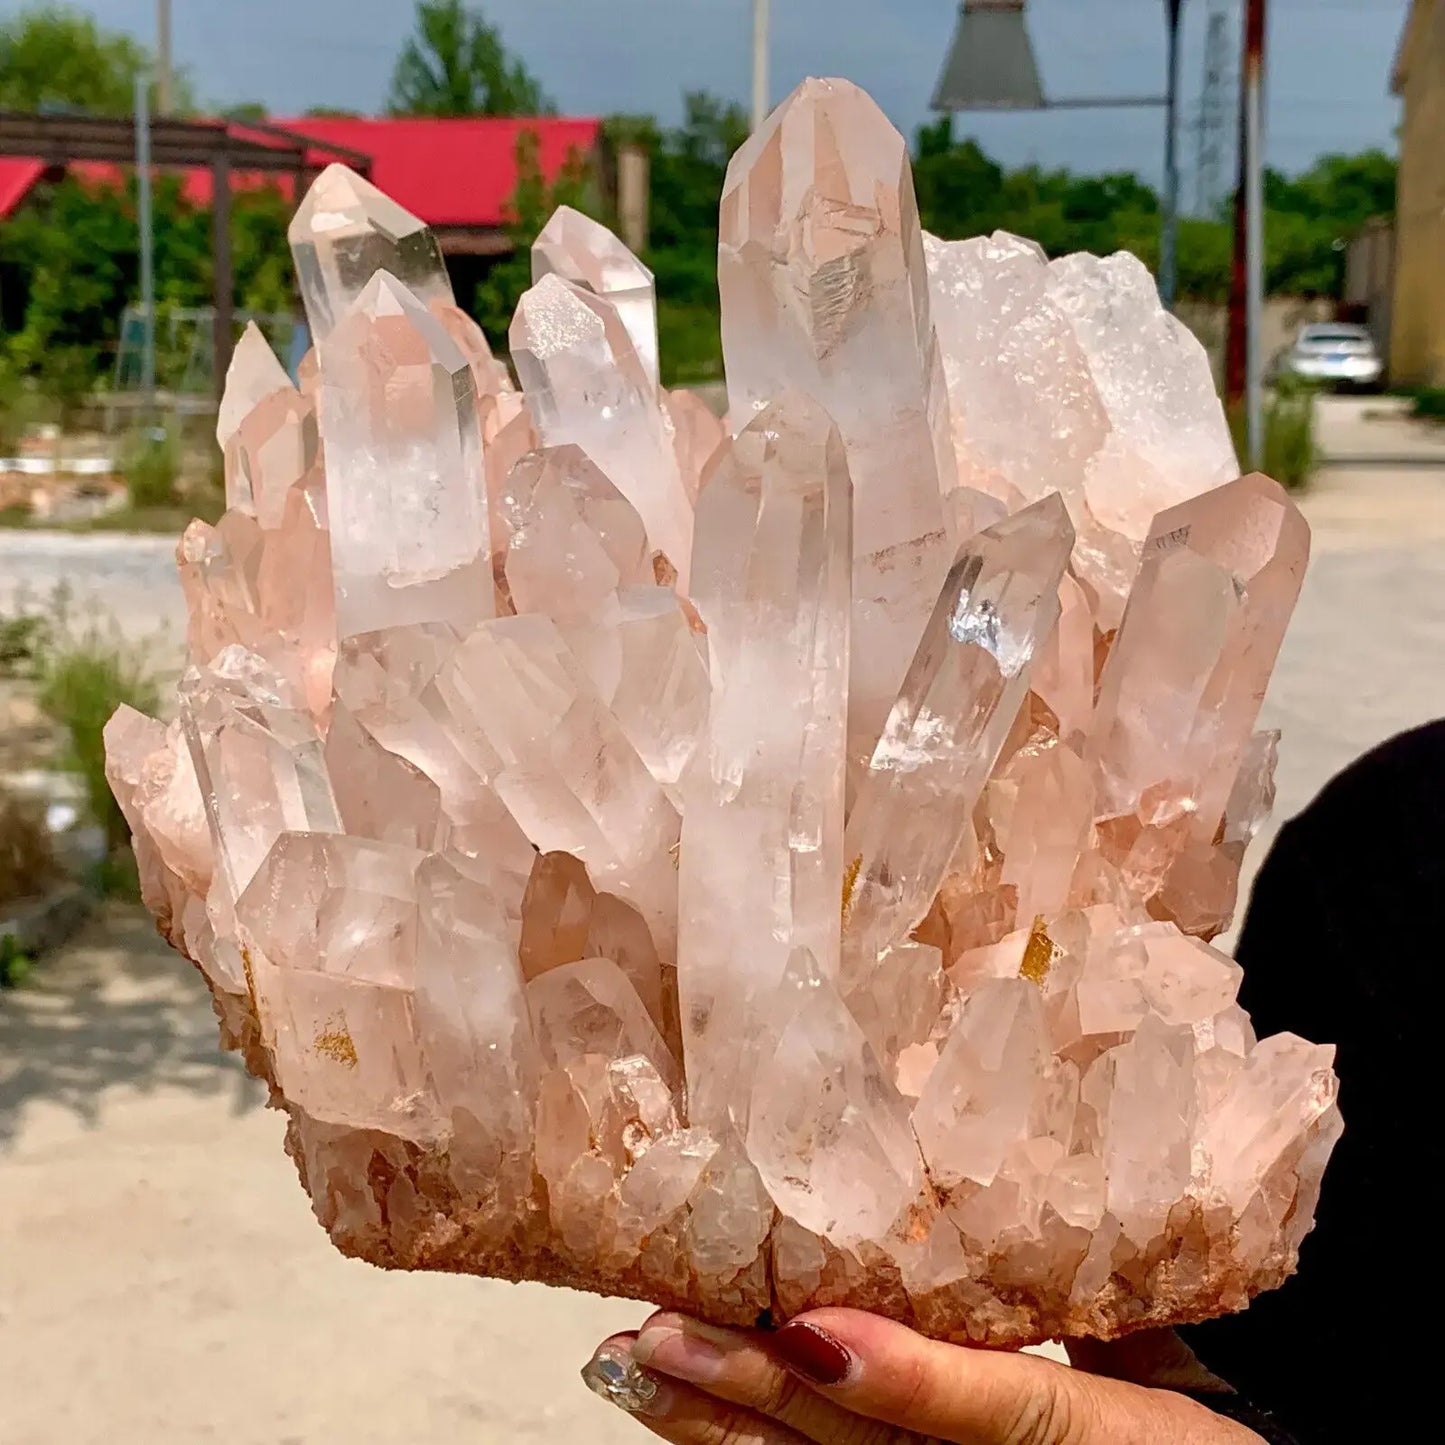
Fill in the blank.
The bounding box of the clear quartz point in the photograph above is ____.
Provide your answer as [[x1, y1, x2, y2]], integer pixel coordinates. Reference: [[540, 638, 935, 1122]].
[[289, 163, 453, 343]]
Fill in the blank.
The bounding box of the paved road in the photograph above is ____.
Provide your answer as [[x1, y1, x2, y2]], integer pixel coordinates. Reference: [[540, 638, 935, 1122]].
[[0, 531, 187, 670], [3, 405, 1445, 1442]]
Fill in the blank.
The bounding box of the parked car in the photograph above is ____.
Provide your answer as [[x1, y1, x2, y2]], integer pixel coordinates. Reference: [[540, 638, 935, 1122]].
[[1278, 322, 1384, 391]]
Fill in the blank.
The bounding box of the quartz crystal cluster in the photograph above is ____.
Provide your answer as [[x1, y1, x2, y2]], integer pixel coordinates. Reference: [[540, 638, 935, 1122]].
[[105, 79, 1340, 1347]]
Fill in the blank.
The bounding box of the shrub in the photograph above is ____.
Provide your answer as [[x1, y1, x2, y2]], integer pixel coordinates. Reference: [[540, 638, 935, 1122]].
[[0, 349, 51, 457], [1230, 381, 1317, 492], [0, 935, 35, 989], [118, 425, 182, 510], [1411, 387, 1445, 424], [0, 608, 52, 679], [36, 608, 160, 855], [0, 787, 58, 910]]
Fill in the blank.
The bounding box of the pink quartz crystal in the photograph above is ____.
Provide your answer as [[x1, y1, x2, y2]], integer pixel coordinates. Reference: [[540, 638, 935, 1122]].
[[106, 80, 1340, 1349]]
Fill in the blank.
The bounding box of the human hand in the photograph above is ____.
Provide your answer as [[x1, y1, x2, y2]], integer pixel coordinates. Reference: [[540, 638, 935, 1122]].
[[583, 1309, 1269, 1444]]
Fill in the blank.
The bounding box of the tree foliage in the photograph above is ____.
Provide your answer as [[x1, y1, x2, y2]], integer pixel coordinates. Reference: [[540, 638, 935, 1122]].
[[473, 130, 592, 340], [388, 0, 552, 117], [0, 3, 192, 114], [0, 176, 292, 394]]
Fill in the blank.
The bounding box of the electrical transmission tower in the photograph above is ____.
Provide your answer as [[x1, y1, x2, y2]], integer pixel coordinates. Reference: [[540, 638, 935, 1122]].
[[1194, 1, 1233, 216]]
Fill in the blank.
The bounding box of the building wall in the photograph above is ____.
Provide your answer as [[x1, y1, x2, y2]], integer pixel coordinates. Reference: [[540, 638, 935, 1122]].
[[1344, 217, 1395, 363], [1393, 1, 1445, 387]]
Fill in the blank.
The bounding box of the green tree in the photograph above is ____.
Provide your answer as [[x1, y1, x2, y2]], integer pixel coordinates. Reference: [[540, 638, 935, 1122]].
[[473, 130, 592, 341], [0, 175, 293, 397], [0, 4, 192, 114], [388, 0, 552, 117]]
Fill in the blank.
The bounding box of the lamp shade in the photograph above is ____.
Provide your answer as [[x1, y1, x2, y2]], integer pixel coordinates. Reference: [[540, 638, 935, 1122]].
[[931, 0, 1046, 112]]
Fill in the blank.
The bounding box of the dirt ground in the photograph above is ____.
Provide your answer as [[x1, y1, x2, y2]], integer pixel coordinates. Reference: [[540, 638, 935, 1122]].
[[3, 396, 1445, 1442]]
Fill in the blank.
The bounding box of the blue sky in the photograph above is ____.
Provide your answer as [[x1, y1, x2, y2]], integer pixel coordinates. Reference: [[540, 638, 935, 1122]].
[[57, 1, 1408, 185]]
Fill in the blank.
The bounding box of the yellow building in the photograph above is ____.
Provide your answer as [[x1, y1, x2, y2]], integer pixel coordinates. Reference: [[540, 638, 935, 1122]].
[[1392, 0, 1445, 386]]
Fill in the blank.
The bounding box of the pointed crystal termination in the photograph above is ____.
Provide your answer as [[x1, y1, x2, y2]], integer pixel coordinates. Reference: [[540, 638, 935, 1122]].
[[841, 494, 1074, 986], [1088, 475, 1309, 866], [319, 271, 492, 639], [511, 274, 693, 589], [533, 205, 660, 393], [748, 949, 921, 1248], [913, 976, 1050, 1190], [179, 646, 341, 904], [216, 324, 323, 533], [428, 299, 513, 400], [718, 77, 955, 773], [288, 163, 453, 344], [500, 444, 652, 624], [217, 322, 294, 452], [427, 613, 681, 953], [586, 586, 709, 808], [678, 392, 852, 1133]]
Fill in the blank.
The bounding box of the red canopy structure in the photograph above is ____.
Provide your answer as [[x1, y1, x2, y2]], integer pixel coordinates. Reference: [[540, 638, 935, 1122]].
[[0, 112, 603, 396]]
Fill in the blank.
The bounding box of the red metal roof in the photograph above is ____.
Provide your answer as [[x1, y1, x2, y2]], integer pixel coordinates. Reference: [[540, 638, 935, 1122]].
[[0, 114, 602, 227]]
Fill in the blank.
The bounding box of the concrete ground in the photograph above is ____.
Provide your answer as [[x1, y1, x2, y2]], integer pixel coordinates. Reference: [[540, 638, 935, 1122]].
[[3, 395, 1445, 1442]]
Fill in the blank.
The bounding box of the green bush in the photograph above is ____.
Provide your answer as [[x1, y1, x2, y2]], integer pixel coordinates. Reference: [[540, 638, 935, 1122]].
[[35, 607, 160, 855], [1411, 387, 1445, 424], [0, 349, 51, 456], [0, 787, 58, 910], [1230, 381, 1317, 492], [0, 608, 52, 678], [0, 935, 36, 989], [118, 426, 182, 510]]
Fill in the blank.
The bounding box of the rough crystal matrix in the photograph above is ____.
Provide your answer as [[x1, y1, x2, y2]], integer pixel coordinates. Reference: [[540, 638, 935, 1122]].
[[106, 78, 1339, 1349]]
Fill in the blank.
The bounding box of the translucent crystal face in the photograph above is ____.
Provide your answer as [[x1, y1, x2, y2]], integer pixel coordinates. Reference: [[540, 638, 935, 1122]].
[[105, 80, 1339, 1350]]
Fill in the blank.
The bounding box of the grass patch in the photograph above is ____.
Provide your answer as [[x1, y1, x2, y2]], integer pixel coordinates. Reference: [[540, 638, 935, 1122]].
[[0, 499, 222, 533], [5, 585, 164, 857], [1230, 382, 1318, 492], [39, 632, 161, 855]]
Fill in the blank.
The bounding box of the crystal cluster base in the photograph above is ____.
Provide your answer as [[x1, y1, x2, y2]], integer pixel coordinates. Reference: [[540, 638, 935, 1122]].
[[106, 78, 1340, 1349]]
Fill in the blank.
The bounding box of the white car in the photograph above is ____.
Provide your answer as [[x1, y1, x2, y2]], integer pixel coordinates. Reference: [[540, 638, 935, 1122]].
[[1280, 323, 1384, 391]]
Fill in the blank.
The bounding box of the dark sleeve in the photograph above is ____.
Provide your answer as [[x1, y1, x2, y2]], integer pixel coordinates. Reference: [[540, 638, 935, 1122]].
[[1183, 1391, 1300, 1445], [1183, 719, 1445, 1443]]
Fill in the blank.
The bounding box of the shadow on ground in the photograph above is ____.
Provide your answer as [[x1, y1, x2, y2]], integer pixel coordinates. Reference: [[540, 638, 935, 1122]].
[[0, 903, 262, 1149]]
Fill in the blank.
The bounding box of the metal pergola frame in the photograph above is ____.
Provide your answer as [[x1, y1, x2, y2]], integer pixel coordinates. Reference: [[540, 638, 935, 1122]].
[[0, 112, 373, 402]]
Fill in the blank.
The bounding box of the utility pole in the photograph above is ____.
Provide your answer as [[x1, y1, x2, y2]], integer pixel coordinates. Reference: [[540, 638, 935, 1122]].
[[135, 71, 157, 415], [1226, 0, 1267, 470], [751, 0, 771, 132], [1160, 0, 1184, 310], [156, 0, 173, 116]]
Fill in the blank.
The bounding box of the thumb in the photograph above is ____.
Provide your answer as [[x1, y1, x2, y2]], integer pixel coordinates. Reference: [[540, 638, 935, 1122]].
[[769, 1309, 1259, 1444]]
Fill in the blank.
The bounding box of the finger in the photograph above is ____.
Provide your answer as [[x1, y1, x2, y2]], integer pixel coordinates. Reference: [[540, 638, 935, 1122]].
[[632, 1312, 891, 1445], [582, 1333, 809, 1445], [766, 1308, 1244, 1445]]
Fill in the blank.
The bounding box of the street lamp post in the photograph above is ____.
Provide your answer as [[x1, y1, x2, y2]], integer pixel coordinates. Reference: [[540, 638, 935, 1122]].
[[134, 71, 156, 414], [933, 0, 1187, 310], [752, 0, 771, 132], [1160, 0, 1184, 311]]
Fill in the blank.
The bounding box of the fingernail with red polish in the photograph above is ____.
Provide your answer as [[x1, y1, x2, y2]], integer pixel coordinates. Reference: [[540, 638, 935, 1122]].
[[771, 1322, 854, 1386]]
